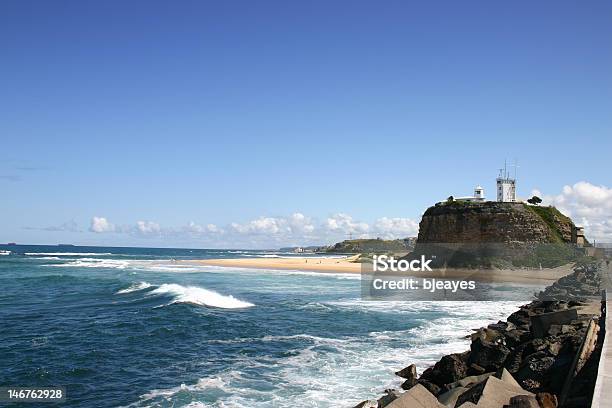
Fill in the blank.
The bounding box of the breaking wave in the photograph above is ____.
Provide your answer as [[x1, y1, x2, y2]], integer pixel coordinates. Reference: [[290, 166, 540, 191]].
[[45, 258, 130, 269], [25, 252, 113, 256], [116, 282, 152, 294], [149, 283, 254, 309]]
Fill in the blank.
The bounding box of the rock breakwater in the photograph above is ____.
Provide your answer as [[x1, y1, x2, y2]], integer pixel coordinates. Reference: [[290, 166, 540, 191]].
[[353, 262, 604, 408]]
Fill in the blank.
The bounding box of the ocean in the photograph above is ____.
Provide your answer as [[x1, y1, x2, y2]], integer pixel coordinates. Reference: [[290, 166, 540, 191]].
[[0, 245, 532, 407]]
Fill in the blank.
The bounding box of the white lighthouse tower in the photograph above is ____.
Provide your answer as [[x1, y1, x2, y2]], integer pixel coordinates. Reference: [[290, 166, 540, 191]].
[[496, 162, 516, 202]]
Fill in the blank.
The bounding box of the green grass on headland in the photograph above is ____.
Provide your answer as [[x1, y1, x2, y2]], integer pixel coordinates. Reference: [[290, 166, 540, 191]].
[[523, 204, 573, 243]]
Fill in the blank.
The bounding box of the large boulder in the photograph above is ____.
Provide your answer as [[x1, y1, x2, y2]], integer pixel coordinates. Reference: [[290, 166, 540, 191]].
[[432, 354, 468, 385], [395, 364, 417, 379], [469, 338, 511, 371], [504, 395, 539, 408], [530, 309, 577, 338], [535, 392, 558, 408]]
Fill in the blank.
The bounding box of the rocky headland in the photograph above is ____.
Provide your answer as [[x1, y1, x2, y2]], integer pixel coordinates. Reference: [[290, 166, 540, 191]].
[[408, 202, 584, 269], [353, 201, 605, 407], [417, 202, 575, 244]]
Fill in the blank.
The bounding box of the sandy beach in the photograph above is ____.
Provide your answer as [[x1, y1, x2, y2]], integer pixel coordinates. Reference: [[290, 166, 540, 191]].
[[186, 255, 363, 274], [184, 256, 576, 285]]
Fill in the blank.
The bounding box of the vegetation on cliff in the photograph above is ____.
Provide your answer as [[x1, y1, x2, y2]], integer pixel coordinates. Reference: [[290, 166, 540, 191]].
[[324, 238, 415, 254], [523, 204, 574, 243]]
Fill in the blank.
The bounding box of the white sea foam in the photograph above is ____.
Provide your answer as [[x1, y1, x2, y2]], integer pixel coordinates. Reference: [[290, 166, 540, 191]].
[[146, 265, 202, 273], [150, 283, 254, 309], [45, 258, 130, 269], [116, 282, 152, 294], [127, 300, 523, 407], [25, 252, 113, 256]]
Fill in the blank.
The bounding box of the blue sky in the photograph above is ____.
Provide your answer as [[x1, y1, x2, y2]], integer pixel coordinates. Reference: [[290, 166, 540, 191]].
[[1, 1, 611, 248]]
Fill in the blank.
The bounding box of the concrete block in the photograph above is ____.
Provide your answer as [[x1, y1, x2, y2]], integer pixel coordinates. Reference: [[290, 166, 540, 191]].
[[530, 309, 578, 338], [386, 384, 445, 408]]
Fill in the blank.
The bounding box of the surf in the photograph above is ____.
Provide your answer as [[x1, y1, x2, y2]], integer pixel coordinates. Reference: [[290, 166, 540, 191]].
[[149, 283, 254, 309]]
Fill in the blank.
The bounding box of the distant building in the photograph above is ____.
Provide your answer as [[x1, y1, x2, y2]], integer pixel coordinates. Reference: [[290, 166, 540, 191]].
[[496, 164, 516, 202], [439, 185, 486, 204], [439, 162, 519, 204], [456, 185, 486, 202], [572, 226, 585, 247]]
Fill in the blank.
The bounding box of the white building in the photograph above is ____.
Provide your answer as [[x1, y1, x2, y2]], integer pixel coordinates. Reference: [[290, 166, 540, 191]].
[[440, 185, 486, 203], [496, 166, 516, 202], [473, 185, 485, 200], [456, 185, 486, 202]]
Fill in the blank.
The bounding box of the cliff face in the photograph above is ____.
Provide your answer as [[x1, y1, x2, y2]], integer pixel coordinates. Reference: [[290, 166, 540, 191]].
[[417, 202, 574, 244]]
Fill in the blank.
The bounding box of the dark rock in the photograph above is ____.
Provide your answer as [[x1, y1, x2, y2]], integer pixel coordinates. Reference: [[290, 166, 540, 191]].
[[530, 309, 578, 338], [395, 363, 417, 380], [377, 389, 400, 408], [471, 327, 504, 343], [455, 379, 486, 407], [469, 337, 511, 371], [432, 353, 468, 385], [504, 329, 528, 348], [520, 378, 542, 393], [416, 379, 441, 396], [536, 392, 558, 408], [446, 372, 494, 390], [547, 324, 576, 336], [400, 378, 417, 391], [516, 352, 555, 384], [488, 321, 509, 331], [504, 395, 539, 408], [508, 308, 532, 328], [467, 363, 486, 375], [528, 356, 555, 373], [547, 342, 562, 356]]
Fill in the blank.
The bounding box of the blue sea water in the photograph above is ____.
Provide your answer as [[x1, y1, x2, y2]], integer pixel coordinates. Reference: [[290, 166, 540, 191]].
[[0, 245, 533, 407]]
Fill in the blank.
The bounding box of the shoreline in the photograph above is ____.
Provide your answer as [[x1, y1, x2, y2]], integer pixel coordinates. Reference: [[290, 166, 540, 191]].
[[183, 255, 363, 274], [182, 257, 576, 285]]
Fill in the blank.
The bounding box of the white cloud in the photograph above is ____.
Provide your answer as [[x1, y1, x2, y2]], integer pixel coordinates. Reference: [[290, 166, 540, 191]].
[[89, 216, 115, 233], [325, 213, 369, 234], [229, 213, 316, 237], [231, 217, 282, 235], [373, 217, 419, 238], [287, 213, 315, 234], [85, 212, 420, 247], [136, 220, 161, 235], [183, 221, 222, 234], [533, 181, 612, 242]]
